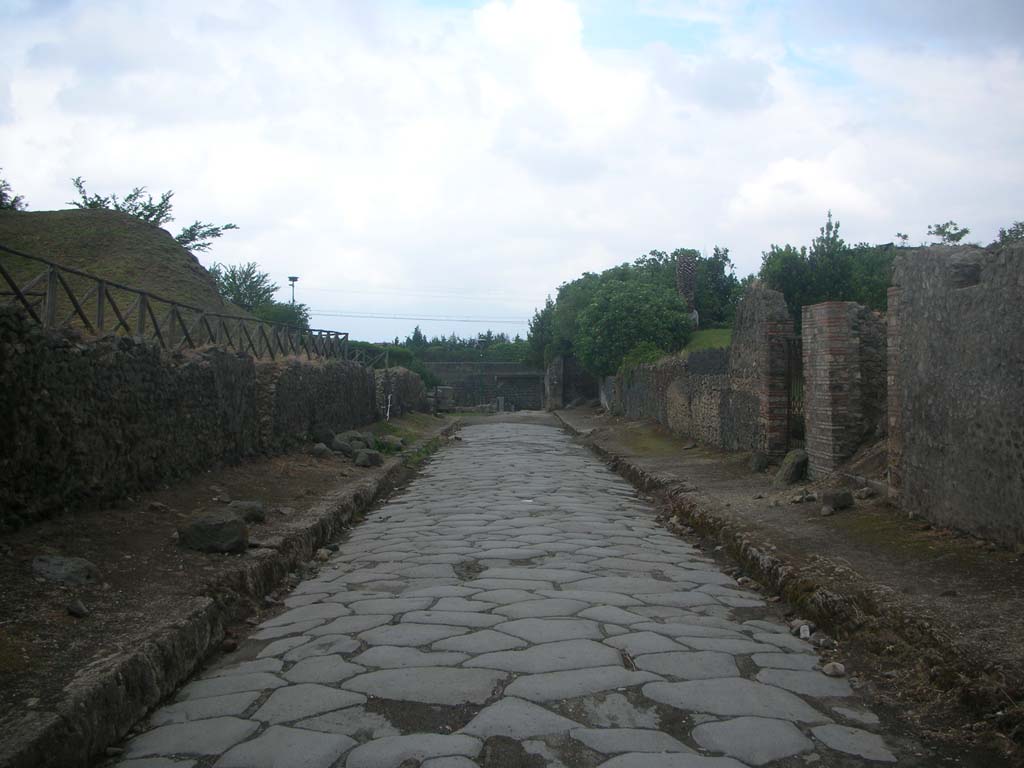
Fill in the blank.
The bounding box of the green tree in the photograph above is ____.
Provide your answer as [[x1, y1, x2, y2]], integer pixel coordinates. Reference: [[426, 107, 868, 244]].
[[253, 300, 311, 329], [575, 279, 693, 376], [0, 169, 27, 210], [692, 246, 742, 325], [927, 220, 969, 245], [69, 177, 237, 253], [526, 296, 554, 368], [209, 262, 279, 310], [992, 220, 1024, 246]]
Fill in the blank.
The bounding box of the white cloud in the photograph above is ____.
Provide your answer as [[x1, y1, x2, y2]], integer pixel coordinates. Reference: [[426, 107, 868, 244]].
[[1, 0, 1021, 341]]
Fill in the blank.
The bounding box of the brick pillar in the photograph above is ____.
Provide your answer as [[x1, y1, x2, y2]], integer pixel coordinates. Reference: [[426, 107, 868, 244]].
[[802, 301, 887, 478]]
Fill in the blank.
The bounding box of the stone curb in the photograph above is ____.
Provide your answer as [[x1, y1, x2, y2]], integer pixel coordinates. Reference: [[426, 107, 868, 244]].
[[551, 411, 1021, 752], [0, 419, 460, 768]]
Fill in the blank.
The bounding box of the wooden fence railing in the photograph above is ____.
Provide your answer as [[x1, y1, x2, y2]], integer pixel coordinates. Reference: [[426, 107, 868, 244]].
[[0, 243, 380, 363]]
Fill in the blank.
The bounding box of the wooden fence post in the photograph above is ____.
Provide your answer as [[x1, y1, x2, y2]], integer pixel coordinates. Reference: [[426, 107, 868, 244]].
[[44, 267, 58, 328]]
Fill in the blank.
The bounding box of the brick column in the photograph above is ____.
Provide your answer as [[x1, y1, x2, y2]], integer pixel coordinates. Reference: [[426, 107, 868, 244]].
[[802, 301, 886, 478]]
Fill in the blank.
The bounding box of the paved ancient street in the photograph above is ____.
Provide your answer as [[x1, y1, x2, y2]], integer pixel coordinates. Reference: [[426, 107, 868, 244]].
[[115, 423, 901, 767]]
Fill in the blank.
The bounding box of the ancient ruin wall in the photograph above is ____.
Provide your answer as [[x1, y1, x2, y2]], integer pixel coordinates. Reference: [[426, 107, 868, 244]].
[[254, 358, 377, 453], [423, 361, 544, 410], [0, 307, 380, 529], [374, 367, 427, 419], [606, 285, 797, 456], [802, 302, 887, 478], [888, 246, 1024, 548]]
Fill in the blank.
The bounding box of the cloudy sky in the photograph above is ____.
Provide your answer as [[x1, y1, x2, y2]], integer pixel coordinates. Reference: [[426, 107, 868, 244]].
[[2, 0, 1022, 342]]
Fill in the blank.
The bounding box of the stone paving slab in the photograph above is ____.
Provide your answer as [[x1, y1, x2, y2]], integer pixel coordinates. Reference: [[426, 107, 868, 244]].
[[116, 422, 904, 767]]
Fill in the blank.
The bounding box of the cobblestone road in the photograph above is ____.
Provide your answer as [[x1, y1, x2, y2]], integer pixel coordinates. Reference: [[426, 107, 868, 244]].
[[116, 423, 904, 767]]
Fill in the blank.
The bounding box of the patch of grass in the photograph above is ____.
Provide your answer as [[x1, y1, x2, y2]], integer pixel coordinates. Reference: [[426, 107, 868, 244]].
[[0, 208, 249, 318], [367, 412, 451, 445], [685, 328, 732, 352]]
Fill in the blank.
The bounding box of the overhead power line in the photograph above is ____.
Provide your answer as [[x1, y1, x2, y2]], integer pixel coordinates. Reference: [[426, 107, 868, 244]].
[[310, 310, 528, 325]]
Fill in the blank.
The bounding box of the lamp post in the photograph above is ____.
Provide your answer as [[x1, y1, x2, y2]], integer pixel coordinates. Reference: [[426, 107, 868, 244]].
[[288, 276, 299, 304]]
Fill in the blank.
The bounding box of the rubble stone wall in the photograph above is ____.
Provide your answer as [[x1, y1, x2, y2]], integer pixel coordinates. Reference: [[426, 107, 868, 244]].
[[605, 285, 797, 457], [0, 307, 378, 529], [888, 246, 1024, 548], [374, 367, 427, 419]]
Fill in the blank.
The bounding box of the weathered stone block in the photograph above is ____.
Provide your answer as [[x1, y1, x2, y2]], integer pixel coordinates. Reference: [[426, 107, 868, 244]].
[[355, 449, 383, 467], [821, 489, 854, 511], [772, 450, 808, 488], [178, 509, 249, 553]]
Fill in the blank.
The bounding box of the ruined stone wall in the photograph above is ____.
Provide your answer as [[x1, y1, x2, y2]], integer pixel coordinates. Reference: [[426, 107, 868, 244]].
[[374, 367, 426, 419], [611, 349, 731, 449], [604, 285, 797, 456], [0, 306, 378, 529], [423, 362, 544, 410], [888, 246, 1024, 548], [802, 302, 887, 478], [728, 285, 795, 456], [254, 358, 377, 453], [545, 355, 598, 410]]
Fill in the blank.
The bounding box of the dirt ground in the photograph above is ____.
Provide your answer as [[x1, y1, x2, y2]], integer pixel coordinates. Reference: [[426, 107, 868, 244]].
[[556, 406, 1024, 764], [0, 412, 453, 738]]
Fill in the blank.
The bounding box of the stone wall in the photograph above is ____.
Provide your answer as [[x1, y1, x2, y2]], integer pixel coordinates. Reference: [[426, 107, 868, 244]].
[[423, 362, 544, 410], [544, 355, 598, 410], [0, 306, 379, 529], [802, 302, 887, 478], [374, 367, 427, 419], [888, 246, 1024, 548], [603, 285, 799, 456], [254, 358, 377, 454]]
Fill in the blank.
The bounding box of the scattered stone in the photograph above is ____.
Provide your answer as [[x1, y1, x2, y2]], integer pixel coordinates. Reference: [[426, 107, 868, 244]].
[[315, 548, 331, 562], [355, 449, 384, 467], [147, 501, 172, 513], [854, 487, 877, 500], [331, 436, 355, 456], [753, 493, 765, 500], [379, 435, 404, 452], [221, 638, 238, 653], [32, 555, 100, 585], [749, 451, 769, 472], [349, 439, 368, 450], [310, 442, 333, 459], [177, 509, 248, 554], [772, 449, 808, 488], [822, 662, 847, 678], [821, 489, 854, 511], [790, 491, 809, 504], [811, 634, 835, 651], [311, 424, 336, 445], [67, 599, 89, 618], [940, 589, 959, 597], [820, 506, 835, 517], [227, 500, 266, 523]]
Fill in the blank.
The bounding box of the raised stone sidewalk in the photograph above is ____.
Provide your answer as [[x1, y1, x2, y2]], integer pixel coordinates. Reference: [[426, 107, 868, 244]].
[[111, 423, 906, 767]]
